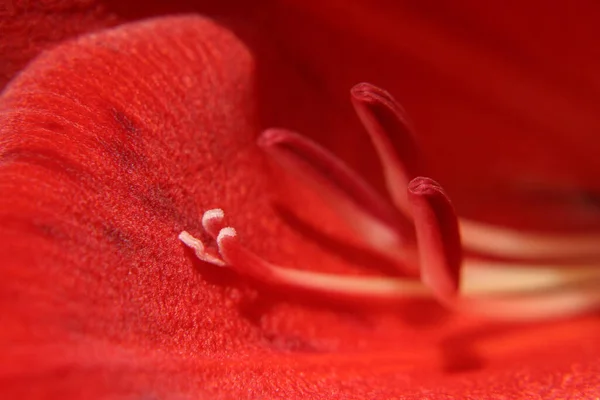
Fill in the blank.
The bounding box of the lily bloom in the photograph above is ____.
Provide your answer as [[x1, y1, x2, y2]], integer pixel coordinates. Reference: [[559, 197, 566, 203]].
[[1, 1, 600, 399]]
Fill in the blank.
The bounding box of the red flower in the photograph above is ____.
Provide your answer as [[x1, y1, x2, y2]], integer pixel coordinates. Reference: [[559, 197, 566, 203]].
[[1, 1, 599, 399]]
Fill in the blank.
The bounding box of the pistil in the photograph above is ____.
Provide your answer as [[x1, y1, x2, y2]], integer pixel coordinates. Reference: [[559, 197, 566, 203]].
[[179, 83, 600, 321]]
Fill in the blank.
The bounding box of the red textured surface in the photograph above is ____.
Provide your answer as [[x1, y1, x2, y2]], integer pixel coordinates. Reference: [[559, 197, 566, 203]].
[[1, 2, 600, 399]]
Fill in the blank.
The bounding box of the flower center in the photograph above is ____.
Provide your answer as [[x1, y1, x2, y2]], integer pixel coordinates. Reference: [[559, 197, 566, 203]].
[[180, 83, 600, 322]]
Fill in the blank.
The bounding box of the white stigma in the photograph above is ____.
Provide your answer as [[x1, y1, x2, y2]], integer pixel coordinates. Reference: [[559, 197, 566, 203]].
[[202, 208, 225, 227], [178, 230, 226, 267], [178, 230, 204, 250], [217, 227, 237, 243]]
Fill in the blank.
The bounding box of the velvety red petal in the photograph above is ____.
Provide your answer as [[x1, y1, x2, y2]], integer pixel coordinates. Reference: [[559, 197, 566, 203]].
[[0, 14, 268, 397]]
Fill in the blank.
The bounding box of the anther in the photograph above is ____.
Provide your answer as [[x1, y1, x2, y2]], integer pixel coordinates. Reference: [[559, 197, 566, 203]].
[[351, 82, 423, 215], [408, 177, 462, 301]]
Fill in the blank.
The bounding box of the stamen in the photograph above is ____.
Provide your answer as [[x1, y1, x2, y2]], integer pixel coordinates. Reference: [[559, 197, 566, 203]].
[[261, 84, 600, 266], [259, 128, 417, 270], [350, 82, 423, 215], [350, 83, 600, 263], [259, 128, 405, 228], [408, 177, 462, 301]]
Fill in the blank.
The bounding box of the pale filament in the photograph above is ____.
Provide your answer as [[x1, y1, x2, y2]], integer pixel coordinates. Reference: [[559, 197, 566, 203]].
[[460, 219, 600, 261]]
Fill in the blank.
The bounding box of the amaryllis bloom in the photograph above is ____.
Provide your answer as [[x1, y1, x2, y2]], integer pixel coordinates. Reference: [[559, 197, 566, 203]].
[[2, 1, 600, 399]]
